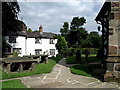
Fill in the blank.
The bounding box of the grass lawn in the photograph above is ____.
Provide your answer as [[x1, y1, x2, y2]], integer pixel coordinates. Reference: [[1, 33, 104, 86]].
[[70, 64, 102, 77], [1, 59, 56, 80], [66, 54, 102, 64], [1, 54, 62, 80], [2, 79, 26, 88]]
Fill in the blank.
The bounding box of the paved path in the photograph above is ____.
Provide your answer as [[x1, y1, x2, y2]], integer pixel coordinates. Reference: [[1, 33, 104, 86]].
[[18, 58, 120, 88]]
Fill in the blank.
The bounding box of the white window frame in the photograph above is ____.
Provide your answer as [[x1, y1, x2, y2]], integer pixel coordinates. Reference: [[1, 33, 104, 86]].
[[50, 49, 55, 56], [35, 38, 42, 44], [35, 49, 42, 55], [50, 39, 55, 44]]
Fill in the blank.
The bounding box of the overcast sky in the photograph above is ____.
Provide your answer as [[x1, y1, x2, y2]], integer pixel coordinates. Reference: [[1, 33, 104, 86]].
[[18, 0, 105, 34]]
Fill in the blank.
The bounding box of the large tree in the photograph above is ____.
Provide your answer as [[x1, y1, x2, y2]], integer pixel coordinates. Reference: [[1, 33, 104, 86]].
[[68, 17, 87, 47], [2, 2, 23, 56], [60, 22, 69, 36], [2, 2, 21, 35], [70, 17, 86, 29]]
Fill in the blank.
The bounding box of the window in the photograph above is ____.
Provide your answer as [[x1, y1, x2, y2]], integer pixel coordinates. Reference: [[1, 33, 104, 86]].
[[13, 48, 21, 54], [9, 36, 16, 43], [50, 49, 55, 55], [35, 49, 42, 55], [35, 38, 42, 44], [109, 13, 114, 20], [50, 39, 55, 44]]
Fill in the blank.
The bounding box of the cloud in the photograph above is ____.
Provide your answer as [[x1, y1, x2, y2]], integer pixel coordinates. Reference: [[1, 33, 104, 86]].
[[18, 1, 105, 34]]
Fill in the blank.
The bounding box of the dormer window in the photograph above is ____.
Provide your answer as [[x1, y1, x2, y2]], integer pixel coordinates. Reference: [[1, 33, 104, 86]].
[[50, 39, 55, 44], [9, 36, 16, 43], [35, 38, 42, 44]]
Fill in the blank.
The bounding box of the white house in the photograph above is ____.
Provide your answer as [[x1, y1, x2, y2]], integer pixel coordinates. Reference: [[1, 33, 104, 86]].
[[5, 25, 58, 57]]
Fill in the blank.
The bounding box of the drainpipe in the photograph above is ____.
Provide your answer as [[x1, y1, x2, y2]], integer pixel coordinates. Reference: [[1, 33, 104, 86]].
[[25, 37, 27, 55]]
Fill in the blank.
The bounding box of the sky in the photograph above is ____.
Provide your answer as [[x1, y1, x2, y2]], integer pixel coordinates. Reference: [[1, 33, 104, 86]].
[[18, 0, 106, 34]]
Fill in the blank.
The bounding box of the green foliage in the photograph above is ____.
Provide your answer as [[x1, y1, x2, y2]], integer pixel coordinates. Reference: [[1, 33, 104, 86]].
[[85, 32, 102, 49], [66, 56, 76, 64], [60, 22, 69, 36], [51, 54, 62, 63], [68, 27, 88, 47], [70, 64, 102, 77], [27, 28, 32, 32], [76, 50, 82, 63], [59, 16, 102, 49], [70, 65, 91, 77], [55, 36, 68, 53], [66, 54, 101, 64], [70, 17, 86, 29], [2, 80, 26, 88], [82, 48, 98, 54], [2, 2, 21, 35], [13, 51, 18, 57]]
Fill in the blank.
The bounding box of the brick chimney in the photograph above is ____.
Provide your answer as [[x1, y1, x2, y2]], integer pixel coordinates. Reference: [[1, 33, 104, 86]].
[[39, 25, 43, 34]]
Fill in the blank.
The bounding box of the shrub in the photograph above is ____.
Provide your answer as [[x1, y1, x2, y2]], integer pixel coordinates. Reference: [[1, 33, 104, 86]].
[[52, 54, 62, 63], [13, 51, 18, 57], [82, 48, 98, 54], [66, 56, 76, 64]]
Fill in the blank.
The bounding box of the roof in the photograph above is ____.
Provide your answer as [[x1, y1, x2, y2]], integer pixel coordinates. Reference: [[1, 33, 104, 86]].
[[26, 32, 56, 38], [95, 2, 111, 22], [5, 31, 56, 39]]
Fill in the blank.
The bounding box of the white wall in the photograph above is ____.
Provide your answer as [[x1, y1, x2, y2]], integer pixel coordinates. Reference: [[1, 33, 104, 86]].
[[6, 36, 26, 56], [27, 38, 58, 57], [6, 36, 58, 57]]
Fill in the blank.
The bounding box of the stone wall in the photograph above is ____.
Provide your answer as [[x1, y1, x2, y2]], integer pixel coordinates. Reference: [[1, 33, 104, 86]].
[[109, 46, 117, 55], [108, 2, 120, 56]]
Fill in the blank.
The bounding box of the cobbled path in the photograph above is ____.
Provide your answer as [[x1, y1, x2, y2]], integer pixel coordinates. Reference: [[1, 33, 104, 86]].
[[18, 58, 120, 89]]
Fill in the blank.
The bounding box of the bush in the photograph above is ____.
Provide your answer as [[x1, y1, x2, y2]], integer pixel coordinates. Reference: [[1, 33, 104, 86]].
[[51, 54, 62, 63], [66, 56, 76, 64], [70, 64, 102, 77], [13, 51, 18, 57], [82, 48, 98, 54]]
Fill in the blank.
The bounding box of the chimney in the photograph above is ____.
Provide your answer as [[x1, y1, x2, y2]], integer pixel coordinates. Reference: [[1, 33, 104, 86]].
[[39, 25, 43, 34]]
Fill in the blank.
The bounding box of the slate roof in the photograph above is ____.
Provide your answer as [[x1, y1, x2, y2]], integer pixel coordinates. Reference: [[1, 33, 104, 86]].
[[5, 31, 56, 39], [26, 32, 56, 39]]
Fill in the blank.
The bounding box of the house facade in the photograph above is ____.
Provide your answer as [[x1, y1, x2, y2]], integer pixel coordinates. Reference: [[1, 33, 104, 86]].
[[5, 25, 58, 57], [95, 1, 120, 80]]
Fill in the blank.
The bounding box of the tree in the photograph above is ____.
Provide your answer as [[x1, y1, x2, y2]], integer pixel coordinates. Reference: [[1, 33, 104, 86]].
[[27, 28, 32, 32], [60, 22, 69, 36], [85, 31, 102, 48], [33, 30, 39, 32], [2, 2, 24, 57], [2, 2, 20, 35], [67, 17, 87, 48], [70, 17, 86, 29], [55, 36, 68, 53]]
